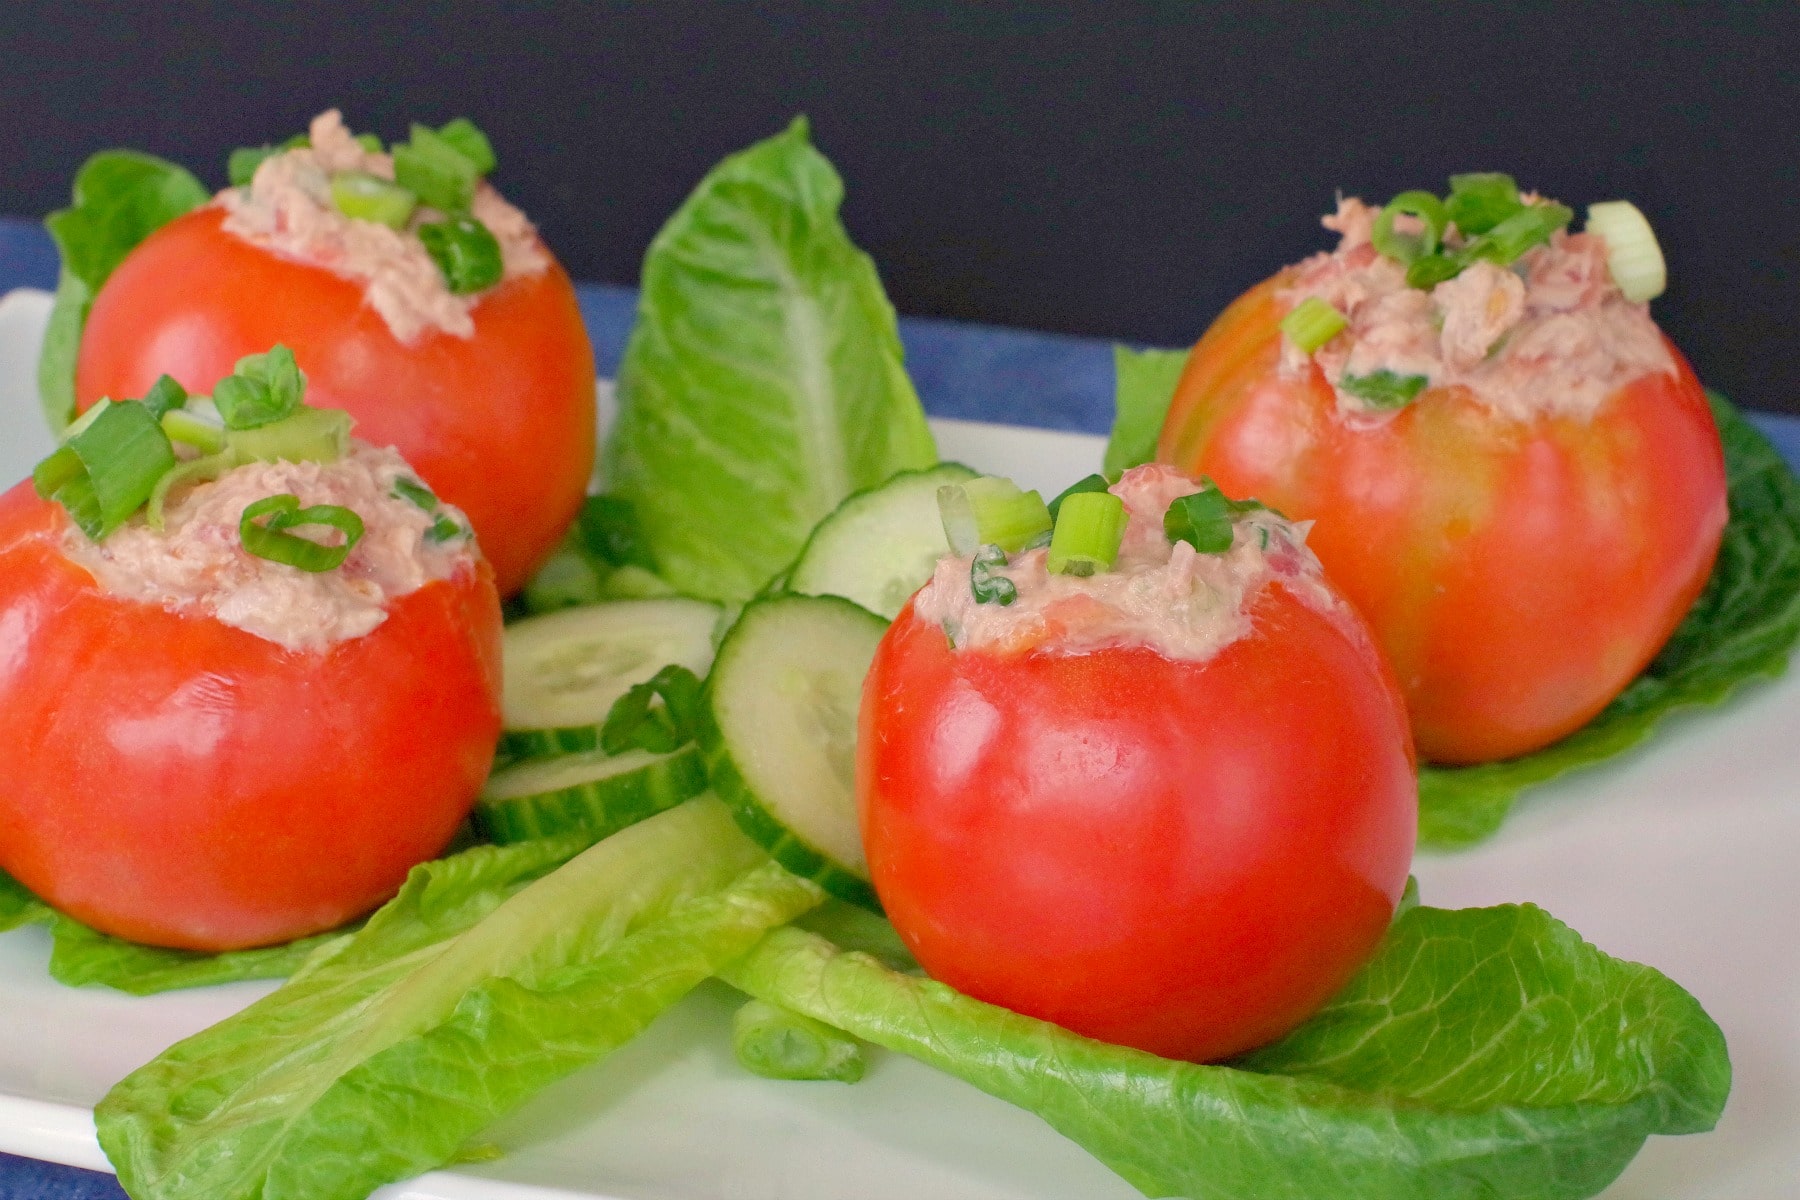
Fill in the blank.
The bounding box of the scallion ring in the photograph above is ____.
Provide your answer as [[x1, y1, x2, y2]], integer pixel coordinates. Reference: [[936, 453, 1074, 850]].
[[239, 494, 365, 573], [1279, 296, 1348, 354], [1047, 491, 1127, 576], [1371, 191, 1449, 266]]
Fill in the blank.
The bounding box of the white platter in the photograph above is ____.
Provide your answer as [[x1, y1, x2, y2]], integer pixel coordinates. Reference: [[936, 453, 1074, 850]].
[[0, 287, 1796, 1198]]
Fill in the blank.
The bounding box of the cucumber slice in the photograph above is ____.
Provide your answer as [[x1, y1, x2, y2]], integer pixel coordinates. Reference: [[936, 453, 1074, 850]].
[[475, 745, 708, 844], [502, 598, 721, 756], [789, 462, 977, 619], [701, 594, 888, 908]]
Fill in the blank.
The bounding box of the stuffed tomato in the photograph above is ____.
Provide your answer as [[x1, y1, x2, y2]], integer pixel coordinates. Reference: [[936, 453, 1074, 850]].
[[0, 357, 502, 950], [70, 111, 595, 595], [859, 465, 1416, 1063], [1158, 177, 1727, 764]]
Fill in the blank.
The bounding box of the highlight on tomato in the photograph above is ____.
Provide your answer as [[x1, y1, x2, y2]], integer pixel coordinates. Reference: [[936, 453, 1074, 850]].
[[66, 110, 596, 596], [1157, 175, 1727, 764], [858, 466, 1417, 1063], [0, 350, 502, 951]]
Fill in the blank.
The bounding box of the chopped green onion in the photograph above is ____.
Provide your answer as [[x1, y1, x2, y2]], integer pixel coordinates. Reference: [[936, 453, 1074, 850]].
[[393, 124, 481, 214], [140, 375, 188, 420], [1279, 297, 1348, 354], [418, 215, 504, 294], [62, 397, 113, 442], [213, 345, 306, 430], [391, 476, 439, 511], [239, 494, 364, 573], [1444, 172, 1523, 236], [969, 544, 1016, 606], [354, 132, 383, 154], [1047, 473, 1111, 522], [226, 406, 351, 464], [1458, 202, 1573, 270], [577, 494, 657, 570], [1404, 253, 1463, 290], [434, 118, 497, 175], [1371, 190, 1449, 266], [37, 401, 177, 540], [330, 171, 418, 229], [1047, 491, 1126, 577], [600, 664, 704, 755], [1585, 200, 1667, 302], [227, 134, 309, 187], [1339, 368, 1430, 410], [146, 453, 235, 532], [1164, 487, 1238, 555], [426, 514, 468, 544], [161, 408, 227, 455], [937, 476, 1053, 556]]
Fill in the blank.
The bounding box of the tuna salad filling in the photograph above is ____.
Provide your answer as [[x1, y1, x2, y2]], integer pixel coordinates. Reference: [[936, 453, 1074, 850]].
[[218, 110, 548, 342], [913, 464, 1338, 661], [1279, 196, 1675, 422], [63, 443, 476, 652]]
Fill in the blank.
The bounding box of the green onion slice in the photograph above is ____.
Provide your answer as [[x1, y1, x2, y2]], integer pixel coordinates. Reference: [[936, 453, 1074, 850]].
[[392, 476, 439, 511], [418, 215, 504, 294], [969, 544, 1017, 606], [161, 408, 227, 456], [1404, 253, 1463, 290], [36, 401, 177, 540], [141, 375, 189, 420], [1163, 484, 1270, 556], [1372, 190, 1449, 266], [239, 494, 365, 572], [393, 124, 481, 214], [1458, 202, 1573, 270], [1585, 200, 1667, 302], [937, 476, 1053, 557], [1280, 296, 1348, 354], [1047, 491, 1126, 577], [1339, 368, 1430, 410], [147, 452, 236, 532], [226, 133, 309, 187], [1047, 473, 1111, 522], [426, 514, 468, 544], [1444, 172, 1522, 236], [213, 345, 306, 430], [226, 406, 351, 465], [62, 396, 113, 442], [600, 664, 705, 756], [330, 171, 418, 229], [435, 118, 497, 175]]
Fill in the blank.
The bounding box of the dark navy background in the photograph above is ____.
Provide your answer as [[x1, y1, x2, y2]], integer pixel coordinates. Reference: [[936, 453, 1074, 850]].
[[0, 1, 1795, 410]]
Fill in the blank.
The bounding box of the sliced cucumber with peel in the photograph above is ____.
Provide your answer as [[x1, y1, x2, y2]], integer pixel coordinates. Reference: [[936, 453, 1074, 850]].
[[475, 745, 708, 844], [500, 598, 721, 761], [789, 462, 976, 619], [700, 594, 888, 908]]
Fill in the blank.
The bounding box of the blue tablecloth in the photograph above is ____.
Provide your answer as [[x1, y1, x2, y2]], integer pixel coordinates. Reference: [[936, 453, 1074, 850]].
[[1, 212, 1796, 1199]]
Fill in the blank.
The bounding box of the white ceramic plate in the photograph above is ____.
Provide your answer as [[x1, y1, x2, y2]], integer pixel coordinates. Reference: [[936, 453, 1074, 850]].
[[1, 288, 1796, 1199]]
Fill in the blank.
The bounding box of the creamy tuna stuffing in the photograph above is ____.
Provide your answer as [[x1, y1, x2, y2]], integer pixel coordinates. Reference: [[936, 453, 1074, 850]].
[[913, 464, 1339, 661], [1280, 197, 1674, 422], [218, 110, 548, 342], [63, 444, 476, 652]]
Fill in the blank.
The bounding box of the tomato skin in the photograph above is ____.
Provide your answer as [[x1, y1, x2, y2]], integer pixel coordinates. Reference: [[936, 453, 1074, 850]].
[[1158, 274, 1729, 764], [859, 586, 1417, 1063], [0, 480, 503, 951], [74, 206, 597, 596]]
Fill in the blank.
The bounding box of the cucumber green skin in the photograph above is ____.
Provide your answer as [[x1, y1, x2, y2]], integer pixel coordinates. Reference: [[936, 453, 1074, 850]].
[[475, 745, 707, 845], [497, 725, 601, 763], [699, 594, 888, 912]]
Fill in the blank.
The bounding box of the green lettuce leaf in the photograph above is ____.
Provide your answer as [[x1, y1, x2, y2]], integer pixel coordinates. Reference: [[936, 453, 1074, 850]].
[[607, 117, 937, 602], [96, 799, 784, 1200], [46, 917, 351, 996], [39, 150, 210, 434], [1105, 345, 1189, 476], [1420, 392, 1800, 845], [722, 902, 1729, 1200], [0, 868, 52, 933]]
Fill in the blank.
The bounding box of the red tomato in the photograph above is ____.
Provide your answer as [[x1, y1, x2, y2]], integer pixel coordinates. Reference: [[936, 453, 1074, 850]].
[[1158, 275, 1729, 764], [859, 584, 1417, 1063], [74, 206, 596, 596], [0, 480, 503, 951]]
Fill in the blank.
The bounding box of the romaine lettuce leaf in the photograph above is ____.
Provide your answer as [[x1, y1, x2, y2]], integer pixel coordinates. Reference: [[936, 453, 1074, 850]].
[[1105, 345, 1188, 476], [607, 118, 937, 602], [97, 799, 785, 1200], [0, 868, 51, 933], [1420, 392, 1800, 844], [46, 917, 350, 996], [722, 902, 1729, 1200], [39, 150, 209, 433], [1108, 351, 1800, 847]]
